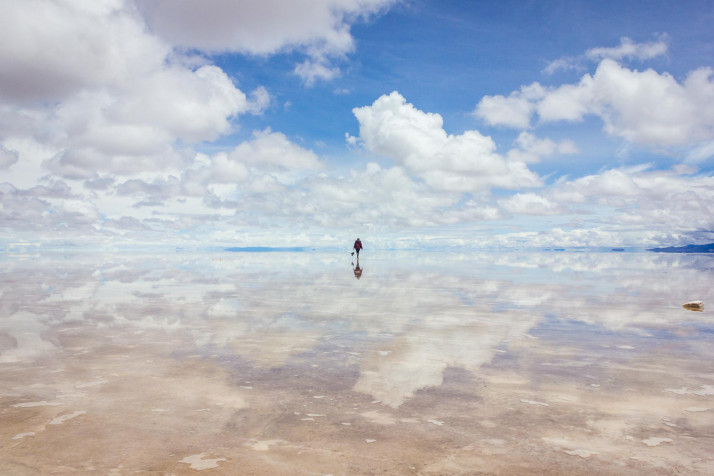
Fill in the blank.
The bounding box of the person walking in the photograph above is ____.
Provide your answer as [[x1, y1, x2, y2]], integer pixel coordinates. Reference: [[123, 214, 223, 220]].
[[352, 237, 363, 258]]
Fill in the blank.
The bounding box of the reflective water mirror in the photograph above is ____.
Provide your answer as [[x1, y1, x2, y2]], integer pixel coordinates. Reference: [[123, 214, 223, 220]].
[[1, 251, 712, 474]]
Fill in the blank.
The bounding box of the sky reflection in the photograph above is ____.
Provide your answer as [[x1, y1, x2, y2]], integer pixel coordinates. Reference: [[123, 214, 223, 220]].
[[2, 251, 711, 391], [1, 251, 712, 474]]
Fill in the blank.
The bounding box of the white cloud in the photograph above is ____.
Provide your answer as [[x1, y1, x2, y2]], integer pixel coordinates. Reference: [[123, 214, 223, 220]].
[[542, 57, 580, 76], [499, 193, 562, 216], [206, 154, 251, 184], [585, 36, 668, 62], [110, 65, 254, 143], [478, 59, 714, 153], [0, 0, 168, 103], [0, 1, 269, 180], [294, 59, 341, 86], [536, 81, 592, 122], [354, 91, 542, 192], [473, 83, 546, 128], [112, 129, 323, 213], [544, 36, 668, 76], [506, 132, 578, 164], [584, 60, 714, 147], [228, 129, 321, 170], [490, 227, 665, 249], [136, 0, 397, 84], [686, 140, 714, 163], [498, 166, 714, 244], [0, 5, 710, 250], [0, 144, 19, 169]]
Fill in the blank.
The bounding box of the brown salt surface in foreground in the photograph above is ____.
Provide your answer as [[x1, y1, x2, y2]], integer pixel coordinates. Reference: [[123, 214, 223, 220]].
[[1, 251, 713, 474]]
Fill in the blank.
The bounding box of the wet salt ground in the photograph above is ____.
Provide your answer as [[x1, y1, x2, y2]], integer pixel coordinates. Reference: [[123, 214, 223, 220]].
[[1, 250, 713, 475]]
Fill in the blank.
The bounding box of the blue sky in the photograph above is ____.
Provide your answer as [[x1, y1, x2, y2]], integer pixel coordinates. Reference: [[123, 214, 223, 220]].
[[1, 0, 714, 249]]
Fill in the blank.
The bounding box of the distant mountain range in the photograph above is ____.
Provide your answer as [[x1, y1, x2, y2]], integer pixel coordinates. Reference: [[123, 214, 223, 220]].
[[648, 243, 714, 253]]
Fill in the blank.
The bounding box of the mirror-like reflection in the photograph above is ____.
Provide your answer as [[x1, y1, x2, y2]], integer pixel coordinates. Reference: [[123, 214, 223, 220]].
[[1, 251, 712, 474]]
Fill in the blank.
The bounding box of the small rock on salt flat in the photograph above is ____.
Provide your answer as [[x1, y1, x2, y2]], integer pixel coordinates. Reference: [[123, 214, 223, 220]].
[[682, 301, 703, 311]]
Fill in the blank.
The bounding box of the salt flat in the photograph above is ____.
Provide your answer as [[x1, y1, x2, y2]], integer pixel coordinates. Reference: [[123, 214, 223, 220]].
[[1, 250, 712, 475]]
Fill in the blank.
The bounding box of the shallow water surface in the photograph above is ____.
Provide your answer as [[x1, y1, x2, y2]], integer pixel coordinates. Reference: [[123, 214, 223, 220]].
[[1, 251, 713, 474]]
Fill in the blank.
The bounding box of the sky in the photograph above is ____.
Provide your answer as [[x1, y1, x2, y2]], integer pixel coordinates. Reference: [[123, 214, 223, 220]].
[[1, 0, 714, 250]]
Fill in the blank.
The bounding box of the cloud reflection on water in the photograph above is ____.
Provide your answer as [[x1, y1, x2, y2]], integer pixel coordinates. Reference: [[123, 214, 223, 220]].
[[1, 251, 712, 407]]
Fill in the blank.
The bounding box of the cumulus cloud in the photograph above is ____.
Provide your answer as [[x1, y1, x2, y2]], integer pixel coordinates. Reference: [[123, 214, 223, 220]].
[[0, 180, 101, 234], [183, 156, 502, 231], [136, 0, 397, 84], [472, 83, 545, 129], [499, 193, 562, 216], [39, 66, 264, 179], [0, 145, 19, 169], [0, 5, 710, 250], [494, 166, 714, 246], [476, 58, 714, 153], [110, 129, 323, 213], [353, 91, 542, 192], [506, 132, 578, 164], [490, 227, 668, 249], [0, 0, 167, 103], [557, 167, 714, 232], [228, 129, 321, 170], [0, 1, 270, 180]]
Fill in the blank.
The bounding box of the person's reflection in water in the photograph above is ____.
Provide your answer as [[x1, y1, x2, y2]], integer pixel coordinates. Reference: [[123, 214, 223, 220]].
[[352, 257, 363, 279]]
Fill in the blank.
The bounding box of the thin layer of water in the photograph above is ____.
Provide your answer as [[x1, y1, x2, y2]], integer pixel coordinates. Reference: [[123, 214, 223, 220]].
[[1, 251, 712, 474]]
